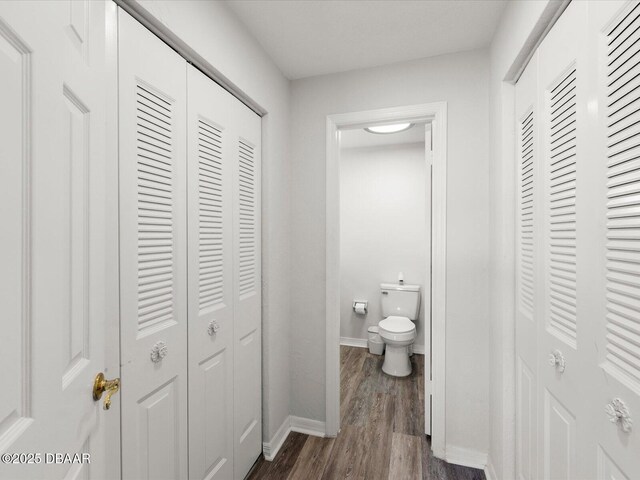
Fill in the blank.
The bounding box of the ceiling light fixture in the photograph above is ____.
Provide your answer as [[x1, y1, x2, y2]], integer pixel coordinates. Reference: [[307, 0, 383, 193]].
[[365, 123, 413, 134]]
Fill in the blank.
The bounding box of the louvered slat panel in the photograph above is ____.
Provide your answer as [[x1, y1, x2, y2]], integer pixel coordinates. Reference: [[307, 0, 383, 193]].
[[136, 84, 175, 332], [606, 4, 640, 384], [548, 67, 578, 344], [520, 110, 535, 317], [198, 119, 224, 312], [238, 139, 256, 296]]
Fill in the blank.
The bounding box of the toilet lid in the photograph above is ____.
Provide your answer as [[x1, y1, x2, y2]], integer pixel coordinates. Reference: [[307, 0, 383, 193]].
[[379, 316, 415, 333]]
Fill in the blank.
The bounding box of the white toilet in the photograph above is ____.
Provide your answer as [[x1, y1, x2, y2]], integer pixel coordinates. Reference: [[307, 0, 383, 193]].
[[378, 282, 420, 377]]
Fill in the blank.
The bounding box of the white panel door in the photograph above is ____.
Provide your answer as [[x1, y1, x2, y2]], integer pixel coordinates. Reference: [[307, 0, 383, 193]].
[[186, 66, 236, 480], [118, 9, 188, 480], [515, 51, 540, 480], [0, 1, 116, 479], [232, 89, 262, 480], [536, 2, 587, 478]]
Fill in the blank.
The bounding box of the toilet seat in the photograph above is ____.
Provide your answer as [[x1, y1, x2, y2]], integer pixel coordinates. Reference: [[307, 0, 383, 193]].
[[378, 316, 416, 342], [379, 316, 415, 333]]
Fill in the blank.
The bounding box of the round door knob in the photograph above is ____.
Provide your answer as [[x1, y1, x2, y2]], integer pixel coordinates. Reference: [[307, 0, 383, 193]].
[[150, 341, 168, 363], [208, 320, 220, 336], [605, 398, 632, 433], [548, 349, 565, 373]]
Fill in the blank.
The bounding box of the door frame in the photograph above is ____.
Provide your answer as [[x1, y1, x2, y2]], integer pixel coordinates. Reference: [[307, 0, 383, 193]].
[[492, 2, 570, 478], [325, 102, 448, 457], [104, 2, 122, 478]]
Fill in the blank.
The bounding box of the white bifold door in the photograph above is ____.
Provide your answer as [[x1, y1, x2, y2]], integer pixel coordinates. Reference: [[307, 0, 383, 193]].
[[187, 63, 262, 480], [515, 1, 640, 479], [118, 9, 189, 480], [0, 1, 118, 479], [118, 9, 262, 480]]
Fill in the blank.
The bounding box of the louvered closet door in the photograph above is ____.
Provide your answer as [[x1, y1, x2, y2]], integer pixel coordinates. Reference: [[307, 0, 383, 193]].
[[582, 2, 640, 479], [515, 53, 540, 480], [536, 2, 589, 478], [232, 88, 262, 479], [186, 65, 262, 479], [118, 10, 188, 480], [517, 1, 640, 478], [186, 66, 235, 480]]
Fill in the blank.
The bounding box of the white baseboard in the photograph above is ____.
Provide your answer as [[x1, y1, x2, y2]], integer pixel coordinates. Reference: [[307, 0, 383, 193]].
[[412, 344, 426, 355], [445, 445, 488, 470], [262, 415, 326, 461], [484, 457, 498, 480], [262, 415, 291, 461], [290, 416, 326, 437], [340, 337, 368, 348]]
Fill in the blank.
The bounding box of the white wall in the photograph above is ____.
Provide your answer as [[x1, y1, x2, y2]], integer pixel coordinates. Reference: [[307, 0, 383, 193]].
[[132, 0, 292, 443], [339, 143, 426, 347], [487, 1, 561, 479], [290, 49, 491, 455]]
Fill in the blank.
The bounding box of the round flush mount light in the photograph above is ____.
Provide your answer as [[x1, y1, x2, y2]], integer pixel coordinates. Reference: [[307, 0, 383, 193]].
[[364, 123, 413, 134]]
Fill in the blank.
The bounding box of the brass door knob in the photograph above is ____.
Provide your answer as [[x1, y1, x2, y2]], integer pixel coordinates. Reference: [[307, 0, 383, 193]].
[[93, 372, 120, 410]]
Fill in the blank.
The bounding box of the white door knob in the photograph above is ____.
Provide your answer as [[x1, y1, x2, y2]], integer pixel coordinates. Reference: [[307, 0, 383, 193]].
[[208, 320, 220, 336], [605, 398, 632, 433], [150, 341, 168, 363], [548, 349, 565, 373]]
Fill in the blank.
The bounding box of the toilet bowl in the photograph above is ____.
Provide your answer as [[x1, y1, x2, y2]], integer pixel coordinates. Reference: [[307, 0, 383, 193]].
[[378, 315, 416, 377]]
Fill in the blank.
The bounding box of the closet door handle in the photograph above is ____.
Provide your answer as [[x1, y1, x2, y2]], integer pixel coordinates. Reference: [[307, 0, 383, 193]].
[[548, 349, 565, 373], [605, 398, 632, 433], [150, 341, 168, 363], [208, 320, 220, 336]]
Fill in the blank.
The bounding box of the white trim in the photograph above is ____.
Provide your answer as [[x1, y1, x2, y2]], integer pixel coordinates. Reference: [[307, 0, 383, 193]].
[[290, 416, 326, 437], [423, 122, 433, 436], [113, 0, 266, 116], [493, 4, 568, 478], [484, 457, 498, 480], [326, 114, 341, 438], [325, 102, 447, 458], [504, 0, 571, 83], [262, 416, 292, 461], [104, 2, 122, 478], [500, 82, 517, 480], [430, 102, 448, 458], [445, 445, 488, 470], [412, 344, 426, 355], [339, 337, 368, 348], [262, 415, 326, 462]]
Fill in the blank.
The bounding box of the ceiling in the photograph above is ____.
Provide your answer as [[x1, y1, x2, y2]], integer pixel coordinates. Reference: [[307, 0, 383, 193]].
[[225, 0, 507, 80], [340, 123, 426, 149]]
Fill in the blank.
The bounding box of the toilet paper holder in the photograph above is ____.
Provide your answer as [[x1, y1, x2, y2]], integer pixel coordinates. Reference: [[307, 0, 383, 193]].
[[353, 300, 368, 314]]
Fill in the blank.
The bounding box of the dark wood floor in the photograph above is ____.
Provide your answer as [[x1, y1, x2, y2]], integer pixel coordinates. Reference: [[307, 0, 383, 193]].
[[247, 346, 486, 480]]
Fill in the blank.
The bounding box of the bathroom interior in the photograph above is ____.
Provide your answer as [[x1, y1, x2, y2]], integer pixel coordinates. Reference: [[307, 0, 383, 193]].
[[337, 121, 434, 465]]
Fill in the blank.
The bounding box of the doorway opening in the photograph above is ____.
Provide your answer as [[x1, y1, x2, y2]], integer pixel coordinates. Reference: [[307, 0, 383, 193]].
[[325, 103, 448, 458], [338, 120, 430, 449]]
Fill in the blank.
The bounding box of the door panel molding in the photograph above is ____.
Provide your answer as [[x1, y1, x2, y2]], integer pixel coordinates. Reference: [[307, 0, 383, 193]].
[[0, 14, 33, 453]]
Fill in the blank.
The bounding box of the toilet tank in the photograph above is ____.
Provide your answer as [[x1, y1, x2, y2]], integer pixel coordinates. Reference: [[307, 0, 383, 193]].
[[380, 283, 421, 320]]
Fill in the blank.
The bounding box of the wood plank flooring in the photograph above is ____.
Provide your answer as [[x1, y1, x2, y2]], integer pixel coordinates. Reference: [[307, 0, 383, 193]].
[[247, 346, 486, 480]]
